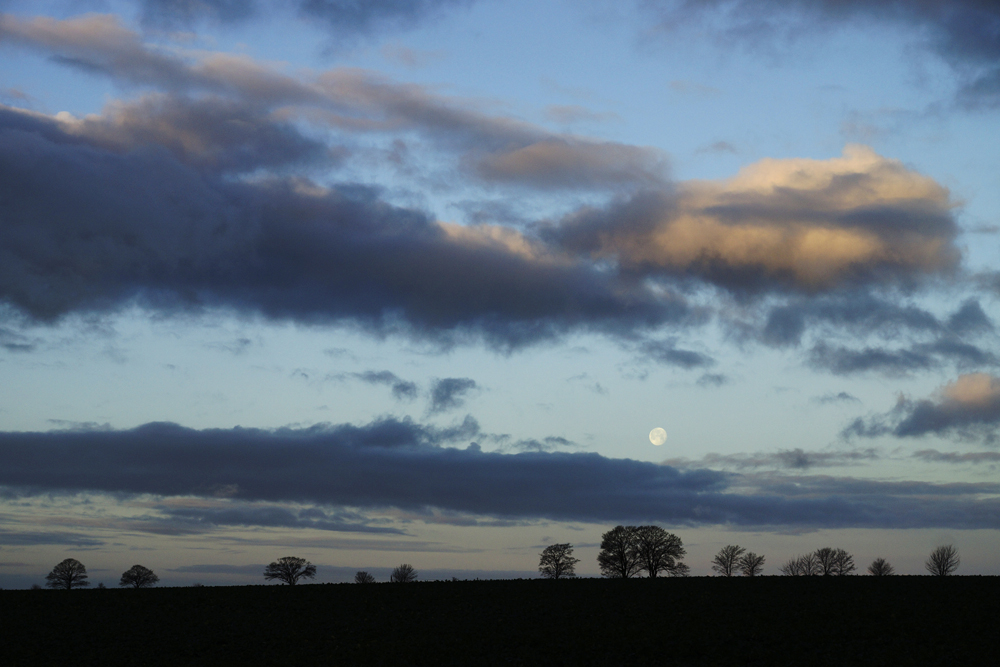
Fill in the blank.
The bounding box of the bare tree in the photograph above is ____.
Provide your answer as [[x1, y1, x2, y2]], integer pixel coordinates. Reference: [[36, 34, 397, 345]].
[[814, 548, 837, 576], [597, 525, 642, 578], [669, 562, 690, 577], [738, 552, 765, 576], [711, 545, 746, 576], [780, 553, 820, 576], [538, 543, 580, 579], [831, 548, 856, 576], [925, 545, 959, 576], [354, 571, 376, 584], [119, 565, 159, 589], [634, 526, 686, 578], [390, 564, 417, 582], [263, 556, 317, 585], [45, 558, 89, 589], [867, 558, 895, 576]]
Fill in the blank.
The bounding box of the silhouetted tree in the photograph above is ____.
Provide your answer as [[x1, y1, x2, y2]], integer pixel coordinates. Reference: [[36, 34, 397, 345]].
[[597, 525, 642, 578], [45, 558, 89, 589], [738, 552, 765, 576], [390, 564, 417, 582], [263, 556, 317, 585], [354, 571, 376, 584], [867, 558, 895, 576], [538, 543, 580, 579], [925, 545, 959, 576], [634, 526, 686, 578], [669, 562, 691, 577], [119, 565, 159, 589], [711, 545, 746, 576], [814, 547, 855, 576], [780, 553, 821, 576]]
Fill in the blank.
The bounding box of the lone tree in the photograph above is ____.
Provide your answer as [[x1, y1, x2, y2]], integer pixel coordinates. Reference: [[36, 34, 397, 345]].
[[867, 558, 895, 576], [926, 545, 959, 576], [711, 545, 746, 576], [597, 525, 643, 578], [263, 556, 317, 585], [119, 565, 159, 589], [738, 552, 766, 576], [390, 564, 417, 583], [634, 526, 686, 578], [538, 543, 580, 579], [354, 571, 376, 584], [45, 558, 89, 589]]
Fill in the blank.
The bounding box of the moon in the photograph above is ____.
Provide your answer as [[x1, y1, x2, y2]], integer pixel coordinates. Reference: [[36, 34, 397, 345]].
[[649, 427, 667, 446]]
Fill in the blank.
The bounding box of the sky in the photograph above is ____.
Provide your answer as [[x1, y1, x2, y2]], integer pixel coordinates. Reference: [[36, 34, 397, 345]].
[[1, 0, 999, 587]]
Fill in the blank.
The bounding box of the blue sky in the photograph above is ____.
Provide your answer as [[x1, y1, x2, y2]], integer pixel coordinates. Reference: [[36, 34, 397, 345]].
[[1, 0, 999, 586]]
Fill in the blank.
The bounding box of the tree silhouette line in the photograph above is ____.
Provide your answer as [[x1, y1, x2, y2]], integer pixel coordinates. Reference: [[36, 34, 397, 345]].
[[33, 540, 963, 589]]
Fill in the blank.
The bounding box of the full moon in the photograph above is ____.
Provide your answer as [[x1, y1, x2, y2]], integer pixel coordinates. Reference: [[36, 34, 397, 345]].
[[649, 427, 667, 446]]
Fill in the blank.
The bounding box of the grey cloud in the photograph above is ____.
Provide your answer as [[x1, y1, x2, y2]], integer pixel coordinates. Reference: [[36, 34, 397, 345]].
[[913, 449, 1000, 465], [810, 339, 998, 376], [0, 106, 687, 348], [843, 373, 1000, 442], [639, 338, 714, 368], [63, 94, 339, 173], [161, 504, 406, 534], [814, 391, 860, 405], [947, 299, 994, 334], [696, 372, 727, 387], [1, 419, 998, 529], [647, 0, 1000, 107], [428, 377, 477, 413], [138, 0, 257, 26], [665, 447, 879, 471], [0, 529, 104, 547], [0, 15, 666, 192], [298, 0, 471, 35], [351, 371, 419, 400]]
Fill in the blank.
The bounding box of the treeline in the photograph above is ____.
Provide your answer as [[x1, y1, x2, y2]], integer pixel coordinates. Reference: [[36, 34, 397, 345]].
[[30, 534, 962, 589]]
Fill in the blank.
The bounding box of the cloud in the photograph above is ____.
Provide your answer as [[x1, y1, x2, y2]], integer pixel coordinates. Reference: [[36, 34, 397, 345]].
[[1, 419, 999, 529], [664, 447, 880, 471], [814, 391, 860, 405], [645, 0, 1000, 107], [844, 373, 1000, 442], [550, 145, 960, 294], [159, 503, 406, 534], [134, 0, 471, 35], [810, 340, 998, 376], [0, 104, 692, 348], [428, 377, 477, 413], [638, 338, 714, 368], [913, 449, 1000, 465], [696, 372, 727, 387], [350, 371, 419, 400]]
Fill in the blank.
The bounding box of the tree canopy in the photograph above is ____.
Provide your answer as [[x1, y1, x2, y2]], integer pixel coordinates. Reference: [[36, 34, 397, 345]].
[[538, 543, 580, 579], [926, 545, 959, 576], [711, 545, 746, 577], [390, 564, 417, 583], [119, 564, 159, 589], [45, 558, 89, 590], [263, 556, 317, 585]]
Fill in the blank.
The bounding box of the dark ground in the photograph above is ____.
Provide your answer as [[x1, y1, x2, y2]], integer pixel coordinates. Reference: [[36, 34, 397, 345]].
[[2, 577, 997, 666]]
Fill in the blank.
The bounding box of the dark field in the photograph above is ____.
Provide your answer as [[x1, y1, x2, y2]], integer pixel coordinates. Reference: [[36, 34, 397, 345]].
[[2, 577, 997, 666]]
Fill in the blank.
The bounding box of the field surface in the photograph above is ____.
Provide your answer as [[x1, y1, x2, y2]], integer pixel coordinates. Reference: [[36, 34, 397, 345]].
[[2, 577, 997, 666]]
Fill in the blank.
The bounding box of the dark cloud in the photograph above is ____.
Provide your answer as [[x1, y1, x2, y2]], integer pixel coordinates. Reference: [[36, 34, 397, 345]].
[[160, 503, 406, 534], [351, 371, 419, 400], [138, 0, 257, 26], [0, 529, 104, 547], [645, 0, 1000, 107], [843, 373, 1000, 442], [639, 338, 714, 368], [1, 419, 998, 529], [428, 378, 477, 413], [0, 105, 688, 348], [810, 339, 998, 376]]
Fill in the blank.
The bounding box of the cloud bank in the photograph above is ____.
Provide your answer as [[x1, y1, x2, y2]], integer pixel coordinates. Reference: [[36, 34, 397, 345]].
[[2, 420, 998, 530]]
